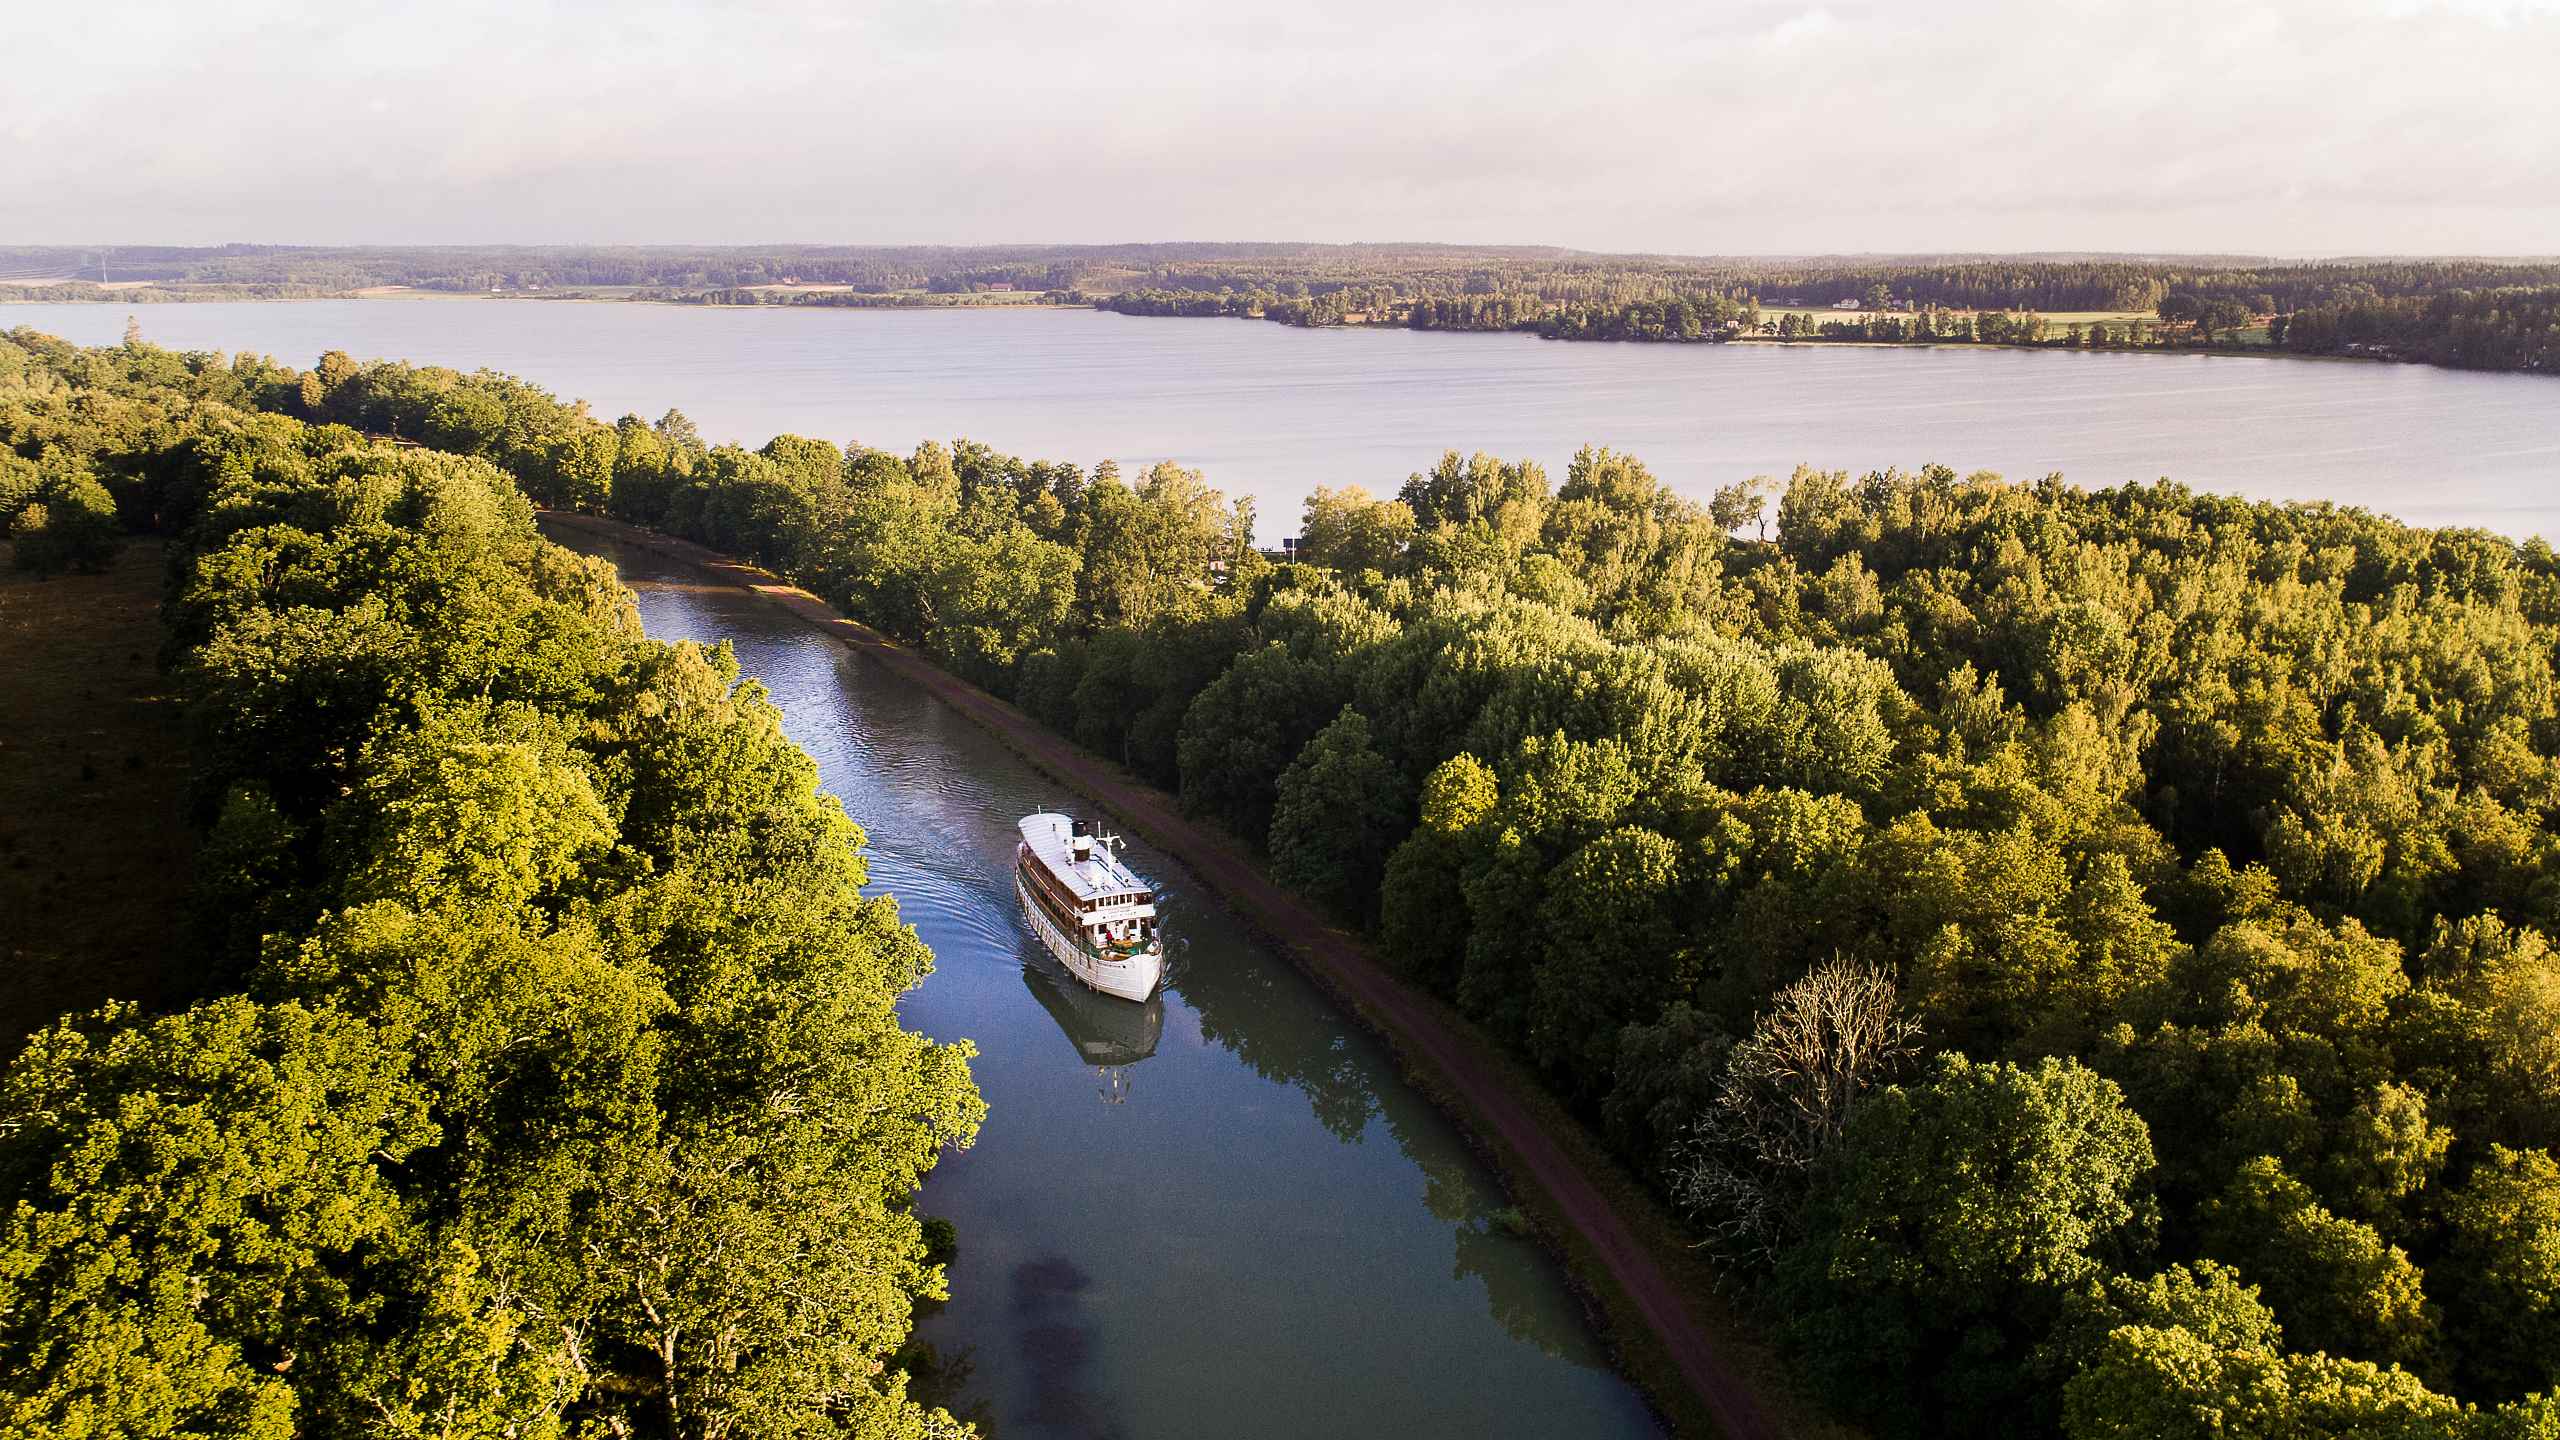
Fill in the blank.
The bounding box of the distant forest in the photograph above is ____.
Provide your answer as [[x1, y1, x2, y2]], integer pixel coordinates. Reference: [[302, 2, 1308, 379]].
[[4, 243, 2555, 372]]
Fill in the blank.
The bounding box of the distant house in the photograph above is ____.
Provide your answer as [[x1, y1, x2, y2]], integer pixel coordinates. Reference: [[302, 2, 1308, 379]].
[[987, 281, 1016, 292], [1832, 298, 1860, 310]]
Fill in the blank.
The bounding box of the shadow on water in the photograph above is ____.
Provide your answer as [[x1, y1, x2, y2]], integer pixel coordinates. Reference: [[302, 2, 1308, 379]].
[[552, 525, 1661, 1439], [1010, 1257, 1127, 1440]]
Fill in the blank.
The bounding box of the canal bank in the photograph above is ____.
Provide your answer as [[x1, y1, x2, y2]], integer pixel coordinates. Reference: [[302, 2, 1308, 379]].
[[539, 510, 1802, 1440]]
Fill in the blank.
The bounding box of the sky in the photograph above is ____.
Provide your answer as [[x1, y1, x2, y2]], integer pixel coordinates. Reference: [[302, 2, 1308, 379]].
[[5, 0, 2557, 256]]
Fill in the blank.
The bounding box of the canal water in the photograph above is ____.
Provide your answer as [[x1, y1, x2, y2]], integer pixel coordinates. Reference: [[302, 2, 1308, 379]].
[[549, 526, 1665, 1440]]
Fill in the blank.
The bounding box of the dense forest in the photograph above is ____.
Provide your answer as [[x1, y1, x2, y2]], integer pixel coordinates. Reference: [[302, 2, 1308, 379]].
[[16, 326, 2560, 1436], [62, 329, 2560, 1436], [1102, 264, 2557, 374], [2279, 286, 2560, 370], [0, 331, 983, 1436]]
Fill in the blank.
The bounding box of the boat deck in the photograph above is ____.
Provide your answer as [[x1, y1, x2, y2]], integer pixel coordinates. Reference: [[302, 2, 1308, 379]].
[[1019, 812, 1153, 905]]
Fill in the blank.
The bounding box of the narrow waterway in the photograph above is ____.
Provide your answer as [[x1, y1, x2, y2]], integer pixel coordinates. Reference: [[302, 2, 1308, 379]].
[[551, 526, 1665, 1440]]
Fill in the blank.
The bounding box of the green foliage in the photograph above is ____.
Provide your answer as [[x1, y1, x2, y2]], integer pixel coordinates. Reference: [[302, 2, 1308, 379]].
[[2200, 1156, 2439, 1373], [20, 320, 2560, 1433], [1269, 707, 1406, 918], [1525, 826, 1691, 1099], [1297, 484, 1416, 574], [1775, 1054, 2157, 1435], [0, 998, 440, 1439], [7, 462, 121, 574], [0, 332, 982, 1438], [2441, 1145, 2560, 1398], [2062, 1323, 2465, 1440]]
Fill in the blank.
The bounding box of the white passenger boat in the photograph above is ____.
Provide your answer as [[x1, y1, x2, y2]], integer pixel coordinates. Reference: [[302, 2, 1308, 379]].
[[1015, 813, 1165, 1002]]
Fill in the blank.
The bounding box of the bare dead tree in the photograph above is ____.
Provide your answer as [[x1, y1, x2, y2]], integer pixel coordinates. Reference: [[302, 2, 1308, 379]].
[[1672, 955, 1921, 1266]]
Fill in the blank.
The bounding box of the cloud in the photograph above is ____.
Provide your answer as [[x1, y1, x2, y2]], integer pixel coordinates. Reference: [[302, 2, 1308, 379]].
[[2, 0, 2553, 252]]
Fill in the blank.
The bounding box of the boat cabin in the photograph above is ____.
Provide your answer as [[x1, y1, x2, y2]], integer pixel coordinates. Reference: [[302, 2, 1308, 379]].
[[1017, 813, 1160, 954]]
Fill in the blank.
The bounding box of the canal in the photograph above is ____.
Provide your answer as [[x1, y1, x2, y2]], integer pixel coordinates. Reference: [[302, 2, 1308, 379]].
[[549, 526, 1666, 1440]]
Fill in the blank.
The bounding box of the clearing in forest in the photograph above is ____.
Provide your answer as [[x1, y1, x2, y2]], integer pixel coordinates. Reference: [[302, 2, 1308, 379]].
[[0, 537, 200, 1051]]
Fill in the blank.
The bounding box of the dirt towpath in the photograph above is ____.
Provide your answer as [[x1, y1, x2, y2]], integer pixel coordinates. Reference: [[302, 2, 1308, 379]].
[[542, 511, 1786, 1440]]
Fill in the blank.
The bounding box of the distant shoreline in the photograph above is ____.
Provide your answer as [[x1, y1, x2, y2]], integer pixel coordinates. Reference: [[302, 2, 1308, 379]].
[[0, 288, 2479, 374]]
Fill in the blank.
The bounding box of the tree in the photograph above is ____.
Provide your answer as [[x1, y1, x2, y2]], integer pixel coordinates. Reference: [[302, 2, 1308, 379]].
[[2200, 1156, 2438, 1373], [921, 524, 1078, 689], [9, 469, 121, 574], [1602, 1003, 1731, 1184], [2197, 299, 2254, 343], [1775, 1054, 2157, 1435], [2442, 1145, 2560, 1398], [1708, 475, 1774, 538], [1396, 451, 1546, 535], [1379, 754, 1498, 992], [0, 999, 456, 1439], [1176, 642, 1338, 840], [2404, 915, 2560, 1149], [1297, 485, 1416, 574], [2048, 1259, 2286, 1371], [2063, 1323, 2464, 1440], [1672, 957, 1920, 1263], [1524, 826, 1693, 1101], [1268, 707, 1406, 917]]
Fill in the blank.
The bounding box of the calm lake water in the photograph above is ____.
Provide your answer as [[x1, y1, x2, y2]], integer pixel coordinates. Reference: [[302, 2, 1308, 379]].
[[13, 298, 2560, 539], [550, 528, 1664, 1440]]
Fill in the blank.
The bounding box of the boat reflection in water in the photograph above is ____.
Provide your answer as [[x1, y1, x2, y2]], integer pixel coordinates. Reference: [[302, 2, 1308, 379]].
[[1020, 950, 1164, 1103]]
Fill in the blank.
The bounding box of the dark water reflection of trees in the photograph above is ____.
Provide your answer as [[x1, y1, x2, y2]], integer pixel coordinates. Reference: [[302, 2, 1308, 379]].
[[1166, 942, 1597, 1365]]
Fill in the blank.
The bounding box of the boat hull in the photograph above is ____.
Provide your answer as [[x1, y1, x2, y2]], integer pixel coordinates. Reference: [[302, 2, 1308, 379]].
[[1016, 869, 1164, 1002]]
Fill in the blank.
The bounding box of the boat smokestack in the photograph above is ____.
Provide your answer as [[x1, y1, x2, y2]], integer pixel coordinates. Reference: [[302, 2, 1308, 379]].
[[1071, 818, 1094, 861]]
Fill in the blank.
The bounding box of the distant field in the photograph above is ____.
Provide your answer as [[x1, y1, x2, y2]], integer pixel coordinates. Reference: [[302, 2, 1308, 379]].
[[0, 277, 155, 291], [0, 537, 201, 1052]]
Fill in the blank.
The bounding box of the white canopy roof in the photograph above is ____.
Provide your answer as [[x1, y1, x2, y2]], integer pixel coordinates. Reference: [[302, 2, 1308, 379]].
[[1018, 813, 1155, 906]]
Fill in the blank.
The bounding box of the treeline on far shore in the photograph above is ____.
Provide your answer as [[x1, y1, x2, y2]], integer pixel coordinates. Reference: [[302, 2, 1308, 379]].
[[47, 326, 2560, 1438], [8, 244, 2555, 375], [1103, 274, 2560, 375]]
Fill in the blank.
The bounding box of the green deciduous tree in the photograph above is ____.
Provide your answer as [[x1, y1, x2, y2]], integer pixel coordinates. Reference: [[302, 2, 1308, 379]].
[[1269, 707, 1406, 918], [1776, 1054, 2157, 1435], [2442, 1145, 2560, 1399]]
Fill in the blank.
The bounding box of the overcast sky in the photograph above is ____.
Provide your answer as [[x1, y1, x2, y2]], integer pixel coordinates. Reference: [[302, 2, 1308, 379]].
[[5, 0, 2555, 255]]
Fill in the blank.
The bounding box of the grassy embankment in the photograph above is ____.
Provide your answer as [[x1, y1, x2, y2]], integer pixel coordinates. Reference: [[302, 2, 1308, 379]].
[[0, 538, 201, 1053]]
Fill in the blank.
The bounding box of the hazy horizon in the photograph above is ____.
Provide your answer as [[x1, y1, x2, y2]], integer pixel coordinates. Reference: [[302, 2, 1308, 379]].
[[8, 0, 2557, 255], [12, 242, 2560, 264]]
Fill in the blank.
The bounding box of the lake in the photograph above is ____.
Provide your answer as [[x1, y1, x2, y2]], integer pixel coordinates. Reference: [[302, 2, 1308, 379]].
[[12, 298, 2558, 539], [549, 528, 1667, 1440]]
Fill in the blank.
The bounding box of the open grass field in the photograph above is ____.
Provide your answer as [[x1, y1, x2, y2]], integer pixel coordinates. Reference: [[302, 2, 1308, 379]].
[[0, 537, 202, 1053]]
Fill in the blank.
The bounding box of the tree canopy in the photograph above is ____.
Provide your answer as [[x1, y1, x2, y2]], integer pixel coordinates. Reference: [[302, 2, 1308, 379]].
[[0, 329, 983, 1437], [16, 320, 2560, 1434]]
